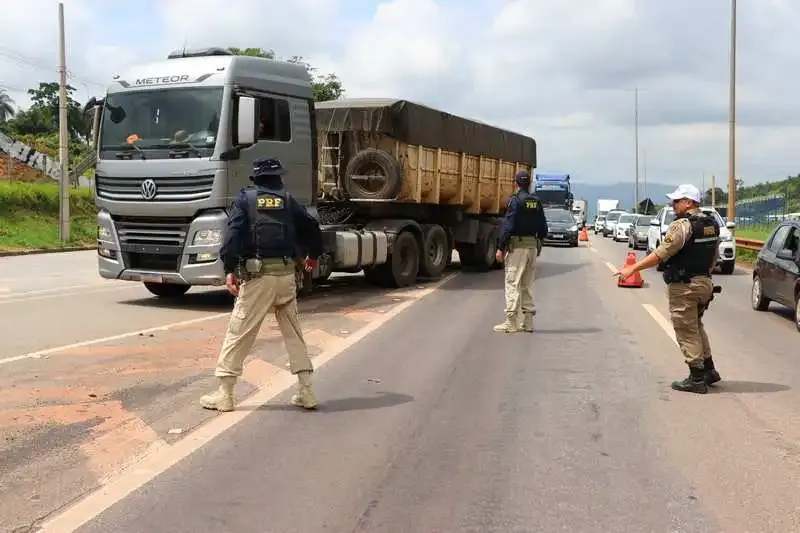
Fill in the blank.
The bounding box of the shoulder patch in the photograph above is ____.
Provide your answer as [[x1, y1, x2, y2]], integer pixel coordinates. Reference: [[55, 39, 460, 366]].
[[256, 194, 284, 209], [703, 226, 716, 236], [524, 200, 538, 209]]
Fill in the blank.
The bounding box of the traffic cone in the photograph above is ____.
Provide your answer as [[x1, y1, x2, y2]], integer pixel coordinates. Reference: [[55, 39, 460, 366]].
[[618, 251, 644, 288], [579, 227, 589, 241]]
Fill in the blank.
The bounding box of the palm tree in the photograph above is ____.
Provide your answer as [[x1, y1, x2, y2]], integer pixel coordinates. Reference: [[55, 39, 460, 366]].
[[0, 90, 16, 122]]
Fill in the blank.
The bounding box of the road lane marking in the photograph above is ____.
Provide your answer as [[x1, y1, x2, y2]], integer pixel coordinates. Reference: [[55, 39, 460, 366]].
[[37, 271, 458, 532], [589, 247, 598, 253], [642, 303, 678, 345], [0, 313, 231, 366], [605, 261, 618, 273], [0, 284, 142, 305]]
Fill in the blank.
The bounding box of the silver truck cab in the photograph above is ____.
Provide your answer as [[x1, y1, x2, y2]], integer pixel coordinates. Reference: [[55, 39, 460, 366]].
[[90, 47, 317, 297]]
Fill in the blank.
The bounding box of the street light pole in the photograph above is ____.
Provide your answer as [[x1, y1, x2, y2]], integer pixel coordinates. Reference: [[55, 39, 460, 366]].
[[634, 86, 640, 214], [726, 0, 737, 225], [57, 1, 70, 242]]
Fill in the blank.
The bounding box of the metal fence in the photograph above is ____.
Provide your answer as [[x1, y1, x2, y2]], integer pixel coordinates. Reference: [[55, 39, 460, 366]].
[[715, 192, 800, 230]]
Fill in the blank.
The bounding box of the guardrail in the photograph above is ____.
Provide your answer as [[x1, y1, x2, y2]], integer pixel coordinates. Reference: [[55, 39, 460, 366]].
[[735, 237, 764, 252]]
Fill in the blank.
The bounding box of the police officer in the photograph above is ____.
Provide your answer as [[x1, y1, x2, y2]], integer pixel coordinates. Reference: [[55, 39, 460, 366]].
[[615, 184, 721, 394], [494, 170, 548, 333], [200, 157, 324, 411]]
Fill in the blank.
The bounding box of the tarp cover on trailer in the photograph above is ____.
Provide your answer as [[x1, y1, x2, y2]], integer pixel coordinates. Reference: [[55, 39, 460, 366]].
[[314, 98, 537, 167]]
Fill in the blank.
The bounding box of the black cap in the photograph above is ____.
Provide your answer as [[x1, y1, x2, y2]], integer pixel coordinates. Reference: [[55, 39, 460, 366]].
[[514, 170, 531, 186], [252, 157, 287, 178]]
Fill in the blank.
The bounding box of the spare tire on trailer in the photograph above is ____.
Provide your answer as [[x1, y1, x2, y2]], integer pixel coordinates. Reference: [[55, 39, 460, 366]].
[[344, 148, 403, 200]]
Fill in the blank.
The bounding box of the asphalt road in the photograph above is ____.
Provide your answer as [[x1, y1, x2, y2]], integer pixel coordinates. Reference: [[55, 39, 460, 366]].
[[3, 241, 800, 532]]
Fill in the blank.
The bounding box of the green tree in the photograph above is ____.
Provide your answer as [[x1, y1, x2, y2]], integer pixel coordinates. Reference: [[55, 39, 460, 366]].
[[0, 90, 14, 122], [227, 47, 345, 101], [703, 187, 727, 205], [638, 198, 656, 214], [2, 82, 89, 140]]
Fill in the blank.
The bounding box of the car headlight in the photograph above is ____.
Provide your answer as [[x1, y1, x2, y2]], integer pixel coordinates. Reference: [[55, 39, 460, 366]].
[[192, 229, 223, 246], [569, 225, 578, 232], [720, 234, 733, 242]]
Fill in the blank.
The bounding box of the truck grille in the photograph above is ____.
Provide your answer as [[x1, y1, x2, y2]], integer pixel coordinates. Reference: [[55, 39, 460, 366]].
[[96, 175, 215, 202], [113, 216, 192, 272]]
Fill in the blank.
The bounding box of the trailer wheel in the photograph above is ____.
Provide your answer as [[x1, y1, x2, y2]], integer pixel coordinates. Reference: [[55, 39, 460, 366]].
[[472, 226, 497, 272], [419, 224, 448, 278], [344, 148, 403, 200], [143, 282, 189, 298], [364, 230, 419, 288]]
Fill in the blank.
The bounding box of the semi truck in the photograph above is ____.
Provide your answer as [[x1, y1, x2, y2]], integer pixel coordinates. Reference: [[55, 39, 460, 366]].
[[83, 47, 537, 298], [534, 173, 572, 210]]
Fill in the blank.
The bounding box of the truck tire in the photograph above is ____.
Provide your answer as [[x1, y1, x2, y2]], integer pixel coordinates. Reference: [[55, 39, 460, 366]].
[[471, 225, 497, 272], [419, 224, 448, 278], [344, 148, 403, 200], [143, 282, 189, 298], [364, 230, 420, 288]]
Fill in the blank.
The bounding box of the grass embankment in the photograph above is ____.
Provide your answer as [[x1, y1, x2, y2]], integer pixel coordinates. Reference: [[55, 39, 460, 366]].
[[0, 182, 95, 252], [734, 224, 776, 266]]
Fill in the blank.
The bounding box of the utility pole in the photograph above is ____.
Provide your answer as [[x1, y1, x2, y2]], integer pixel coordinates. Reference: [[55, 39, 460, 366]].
[[643, 148, 648, 213], [711, 174, 716, 208], [701, 172, 705, 203], [726, 0, 737, 226], [58, 1, 69, 242], [634, 87, 640, 214]]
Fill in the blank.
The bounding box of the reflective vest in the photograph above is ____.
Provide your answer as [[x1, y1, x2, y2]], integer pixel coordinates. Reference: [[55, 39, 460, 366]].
[[511, 190, 543, 237]]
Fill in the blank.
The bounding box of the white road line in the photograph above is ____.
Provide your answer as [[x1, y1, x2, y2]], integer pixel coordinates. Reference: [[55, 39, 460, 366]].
[[37, 272, 458, 532], [642, 303, 678, 345], [0, 284, 140, 305], [0, 282, 117, 299], [604, 261, 618, 273], [0, 313, 230, 366], [589, 247, 598, 253]]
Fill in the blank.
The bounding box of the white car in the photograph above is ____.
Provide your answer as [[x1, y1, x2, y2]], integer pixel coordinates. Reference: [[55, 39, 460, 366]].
[[646, 206, 737, 274], [602, 210, 627, 238], [594, 216, 606, 234], [614, 213, 636, 242]]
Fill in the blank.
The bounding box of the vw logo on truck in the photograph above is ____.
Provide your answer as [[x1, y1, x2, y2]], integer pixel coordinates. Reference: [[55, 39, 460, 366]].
[[140, 179, 158, 200]]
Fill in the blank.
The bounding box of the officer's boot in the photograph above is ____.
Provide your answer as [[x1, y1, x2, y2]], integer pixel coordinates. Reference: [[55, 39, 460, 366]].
[[703, 357, 721, 386], [291, 370, 317, 409], [521, 312, 535, 332], [493, 312, 519, 333], [200, 376, 237, 411], [670, 365, 708, 394]]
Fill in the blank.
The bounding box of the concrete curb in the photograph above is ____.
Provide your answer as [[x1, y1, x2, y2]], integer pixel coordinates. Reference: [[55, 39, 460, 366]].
[[0, 245, 96, 258]]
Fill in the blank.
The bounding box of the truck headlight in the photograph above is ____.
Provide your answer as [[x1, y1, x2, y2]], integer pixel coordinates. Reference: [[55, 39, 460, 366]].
[[193, 229, 223, 246], [97, 226, 111, 239]]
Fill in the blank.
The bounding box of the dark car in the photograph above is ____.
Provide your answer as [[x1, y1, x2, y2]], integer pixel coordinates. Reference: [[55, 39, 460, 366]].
[[628, 214, 653, 250], [751, 221, 800, 331], [543, 208, 579, 247]]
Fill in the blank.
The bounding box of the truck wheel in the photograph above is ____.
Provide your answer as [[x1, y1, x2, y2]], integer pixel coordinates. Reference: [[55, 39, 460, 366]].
[[365, 230, 420, 288], [472, 226, 497, 272], [143, 282, 189, 298], [419, 224, 448, 278], [344, 148, 403, 200]]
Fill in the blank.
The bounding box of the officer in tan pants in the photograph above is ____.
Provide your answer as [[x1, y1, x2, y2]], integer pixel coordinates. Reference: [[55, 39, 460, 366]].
[[615, 184, 721, 394], [494, 170, 548, 333], [200, 157, 324, 411]]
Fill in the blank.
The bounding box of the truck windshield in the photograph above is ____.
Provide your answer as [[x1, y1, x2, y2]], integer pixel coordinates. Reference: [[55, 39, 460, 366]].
[[536, 189, 568, 205], [99, 87, 223, 154]]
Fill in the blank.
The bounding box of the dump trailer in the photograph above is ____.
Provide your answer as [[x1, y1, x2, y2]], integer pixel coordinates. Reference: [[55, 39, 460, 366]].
[[85, 48, 536, 298]]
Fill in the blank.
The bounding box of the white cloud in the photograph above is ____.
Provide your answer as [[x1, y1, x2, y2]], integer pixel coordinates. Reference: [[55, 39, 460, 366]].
[[1, 0, 799, 186]]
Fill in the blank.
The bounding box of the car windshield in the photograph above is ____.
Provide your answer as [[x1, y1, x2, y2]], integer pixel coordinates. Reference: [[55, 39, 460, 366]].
[[99, 87, 223, 156], [618, 214, 635, 224], [606, 211, 624, 222], [636, 215, 653, 226], [545, 209, 574, 223]]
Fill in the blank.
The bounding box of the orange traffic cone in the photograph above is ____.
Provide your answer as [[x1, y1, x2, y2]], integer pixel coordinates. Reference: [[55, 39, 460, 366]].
[[617, 251, 644, 288], [579, 227, 589, 241]]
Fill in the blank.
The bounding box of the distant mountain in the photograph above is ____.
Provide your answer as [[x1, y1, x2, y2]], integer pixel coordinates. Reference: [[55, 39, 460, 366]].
[[571, 181, 675, 219]]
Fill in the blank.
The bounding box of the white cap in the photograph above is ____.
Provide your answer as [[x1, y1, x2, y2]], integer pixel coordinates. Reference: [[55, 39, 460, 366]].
[[665, 184, 702, 203]]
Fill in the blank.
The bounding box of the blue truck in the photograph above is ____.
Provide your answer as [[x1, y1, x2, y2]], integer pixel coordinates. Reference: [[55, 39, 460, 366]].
[[534, 173, 573, 210]]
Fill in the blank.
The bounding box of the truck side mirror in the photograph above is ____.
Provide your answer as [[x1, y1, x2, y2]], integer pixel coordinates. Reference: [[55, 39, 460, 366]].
[[237, 96, 258, 146]]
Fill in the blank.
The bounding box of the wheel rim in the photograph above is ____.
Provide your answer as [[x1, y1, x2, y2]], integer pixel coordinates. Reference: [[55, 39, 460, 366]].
[[752, 278, 761, 307]]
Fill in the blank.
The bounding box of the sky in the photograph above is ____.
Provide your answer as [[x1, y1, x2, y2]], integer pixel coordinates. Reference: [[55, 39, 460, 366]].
[[1, 0, 799, 188]]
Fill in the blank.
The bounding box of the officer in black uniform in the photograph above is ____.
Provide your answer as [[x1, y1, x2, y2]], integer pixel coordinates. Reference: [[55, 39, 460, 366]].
[[615, 184, 721, 393], [494, 170, 549, 333], [200, 157, 324, 411]]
